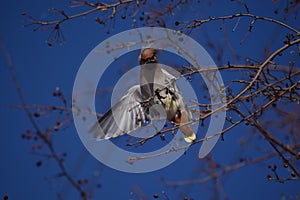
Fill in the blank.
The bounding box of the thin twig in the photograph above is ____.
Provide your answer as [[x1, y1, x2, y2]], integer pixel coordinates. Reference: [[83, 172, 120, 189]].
[[1, 39, 89, 199]]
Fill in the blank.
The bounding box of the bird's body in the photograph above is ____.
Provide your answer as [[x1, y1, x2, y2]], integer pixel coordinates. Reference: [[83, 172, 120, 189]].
[[90, 48, 196, 142]]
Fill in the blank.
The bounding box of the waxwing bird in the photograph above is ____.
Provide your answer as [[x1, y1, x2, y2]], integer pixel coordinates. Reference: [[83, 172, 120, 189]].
[[90, 48, 196, 142]]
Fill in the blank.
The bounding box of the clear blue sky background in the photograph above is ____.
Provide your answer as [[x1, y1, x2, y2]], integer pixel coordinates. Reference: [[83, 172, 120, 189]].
[[1, 0, 299, 199]]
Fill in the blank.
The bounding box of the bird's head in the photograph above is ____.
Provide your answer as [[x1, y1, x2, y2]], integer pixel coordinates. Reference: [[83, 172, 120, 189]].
[[139, 48, 158, 65]]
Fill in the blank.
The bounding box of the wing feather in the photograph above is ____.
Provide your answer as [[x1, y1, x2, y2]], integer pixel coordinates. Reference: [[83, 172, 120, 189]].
[[89, 85, 148, 140]]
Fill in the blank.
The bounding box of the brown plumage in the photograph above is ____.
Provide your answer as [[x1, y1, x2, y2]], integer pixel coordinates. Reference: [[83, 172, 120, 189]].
[[90, 48, 196, 142]]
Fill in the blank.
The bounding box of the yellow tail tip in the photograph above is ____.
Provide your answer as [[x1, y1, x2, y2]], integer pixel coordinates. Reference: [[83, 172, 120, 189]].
[[184, 133, 196, 143]]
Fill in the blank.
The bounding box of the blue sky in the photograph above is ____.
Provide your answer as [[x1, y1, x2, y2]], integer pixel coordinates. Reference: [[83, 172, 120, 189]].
[[1, 0, 299, 199]]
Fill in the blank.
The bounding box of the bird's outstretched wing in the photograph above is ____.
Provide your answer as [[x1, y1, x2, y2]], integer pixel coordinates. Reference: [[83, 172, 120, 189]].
[[89, 85, 149, 140]]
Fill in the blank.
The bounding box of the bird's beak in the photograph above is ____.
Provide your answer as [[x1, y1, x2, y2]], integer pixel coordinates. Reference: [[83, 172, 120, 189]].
[[140, 55, 158, 65], [144, 58, 157, 64]]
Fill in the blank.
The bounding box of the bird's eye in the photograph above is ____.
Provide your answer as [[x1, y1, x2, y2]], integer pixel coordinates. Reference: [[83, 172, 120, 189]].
[[141, 55, 157, 64]]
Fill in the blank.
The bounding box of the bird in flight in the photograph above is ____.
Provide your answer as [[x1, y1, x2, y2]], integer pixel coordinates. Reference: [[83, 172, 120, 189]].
[[90, 48, 196, 143]]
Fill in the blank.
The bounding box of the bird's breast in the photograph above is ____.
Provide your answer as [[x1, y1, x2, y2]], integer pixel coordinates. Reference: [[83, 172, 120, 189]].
[[154, 91, 179, 120]]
